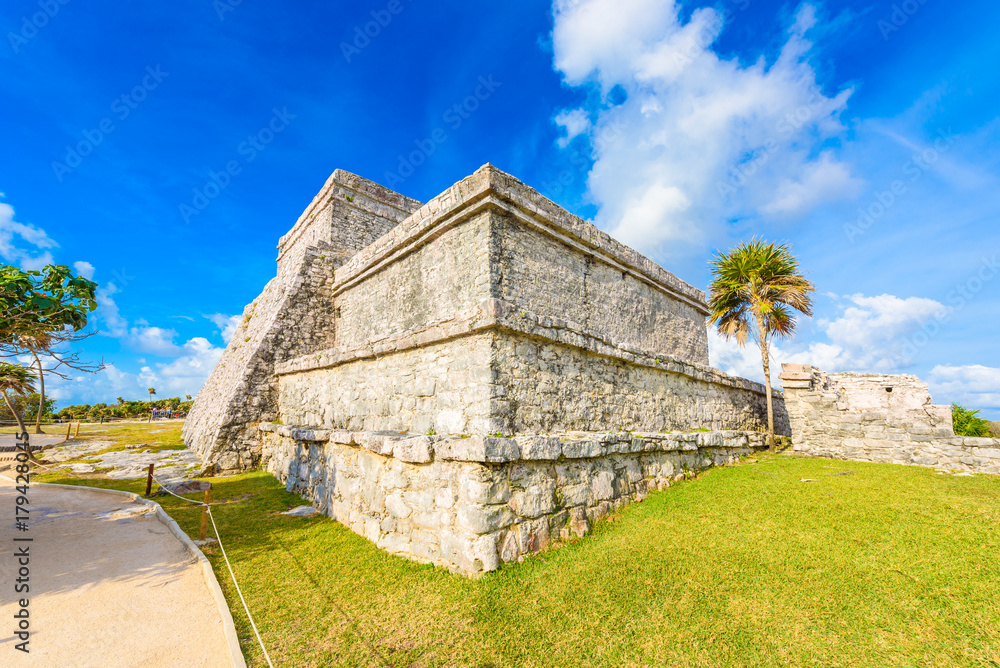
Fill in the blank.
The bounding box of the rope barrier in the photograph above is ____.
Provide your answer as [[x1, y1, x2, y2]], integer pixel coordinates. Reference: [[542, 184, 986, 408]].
[[207, 506, 275, 668], [148, 472, 274, 667], [148, 475, 208, 504], [22, 437, 276, 667]]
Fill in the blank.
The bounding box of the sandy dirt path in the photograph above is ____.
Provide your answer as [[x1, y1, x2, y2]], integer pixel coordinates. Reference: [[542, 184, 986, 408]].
[[0, 476, 236, 667]]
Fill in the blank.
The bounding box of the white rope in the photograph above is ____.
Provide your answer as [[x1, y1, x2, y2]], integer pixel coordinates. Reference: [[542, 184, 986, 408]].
[[149, 475, 208, 505], [207, 506, 275, 668], [22, 454, 274, 666]]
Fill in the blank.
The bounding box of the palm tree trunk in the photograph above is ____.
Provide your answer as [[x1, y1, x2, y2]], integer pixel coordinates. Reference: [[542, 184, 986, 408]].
[[32, 352, 45, 434], [755, 314, 776, 452], [2, 391, 40, 464]]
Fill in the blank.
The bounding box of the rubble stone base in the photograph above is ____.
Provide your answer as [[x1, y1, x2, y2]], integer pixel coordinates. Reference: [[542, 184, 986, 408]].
[[260, 424, 767, 576]]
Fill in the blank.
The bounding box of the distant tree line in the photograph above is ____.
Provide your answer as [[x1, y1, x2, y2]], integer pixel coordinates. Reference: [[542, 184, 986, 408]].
[[0, 393, 194, 423]]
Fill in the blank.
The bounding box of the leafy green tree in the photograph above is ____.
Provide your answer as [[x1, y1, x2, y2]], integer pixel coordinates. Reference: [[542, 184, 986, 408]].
[[1, 264, 102, 432], [708, 239, 815, 451], [0, 264, 97, 341], [0, 392, 56, 423], [952, 404, 990, 437]]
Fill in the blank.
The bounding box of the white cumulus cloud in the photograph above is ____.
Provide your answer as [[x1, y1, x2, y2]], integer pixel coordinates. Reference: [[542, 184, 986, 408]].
[[0, 197, 58, 270], [708, 292, 951, 384], [73, 260, 96, 280], [550, 0, 861, 256], [205, 313, 242, 344], [554, 108, 591, 148], [928, 364, 1000, 411], [126, 325, 183, 357]]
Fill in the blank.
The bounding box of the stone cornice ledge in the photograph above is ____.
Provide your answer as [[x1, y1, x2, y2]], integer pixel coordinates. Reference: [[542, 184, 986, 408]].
[[259, 423, 769, 464], [277, 169, 422, 263], [332, 164, 708, 314], [274, 298, 774, 397]]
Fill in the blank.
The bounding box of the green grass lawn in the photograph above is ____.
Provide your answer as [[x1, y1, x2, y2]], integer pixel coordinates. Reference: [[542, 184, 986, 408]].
[[35, 444, 1000, 667]]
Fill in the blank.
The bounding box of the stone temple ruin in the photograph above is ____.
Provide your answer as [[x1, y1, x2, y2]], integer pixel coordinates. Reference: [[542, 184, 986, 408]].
[[779, 364, 1000, 474], [184, 164, 789, 575]]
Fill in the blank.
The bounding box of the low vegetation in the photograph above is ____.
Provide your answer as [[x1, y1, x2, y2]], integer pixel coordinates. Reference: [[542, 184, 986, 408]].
[[952, 403, 993, 437], [35, 424, 1000, 668]]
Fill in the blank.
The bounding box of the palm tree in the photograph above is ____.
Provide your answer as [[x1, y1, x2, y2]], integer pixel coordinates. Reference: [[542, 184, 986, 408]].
[[147, 387, 156, 422], [117, 396, 124, 405], [0, 363, 38, 442], [185, 394, 192, 401], [708, 239, 815, 451]]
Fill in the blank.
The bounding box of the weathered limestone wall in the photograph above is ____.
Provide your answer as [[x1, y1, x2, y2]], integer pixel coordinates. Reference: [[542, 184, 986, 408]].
[[333, 210, 492, 349], [494, 331, 787, 435], [277, 169, 421, 275], [192, 163, 788, 477], [259, 424, 769, 575], [274, 319, 789, 439], [493, 211, 710, 364], [277, 333, 498, 436], [273, 164, 787, 440], [779, 364, 1000, 474], [183, 170, 421, 472]]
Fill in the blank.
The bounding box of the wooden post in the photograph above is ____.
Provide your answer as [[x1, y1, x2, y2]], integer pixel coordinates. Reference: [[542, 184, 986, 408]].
[[74, 422, 80, 438], [199, 488, 211, 541], [145, 463, 155, 496], [65, 422, 71, 439]]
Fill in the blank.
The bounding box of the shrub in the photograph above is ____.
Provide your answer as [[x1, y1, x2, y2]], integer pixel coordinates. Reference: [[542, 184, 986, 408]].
[[952, 403, 990, 437], [990, 422, 1000, 438]]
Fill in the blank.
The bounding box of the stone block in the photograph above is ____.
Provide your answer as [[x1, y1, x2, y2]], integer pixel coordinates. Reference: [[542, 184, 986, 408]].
[[973, 448, 1000, 459], [461, 475, 511, 505], [384, 493, 411, 519], [510, 482, 558, 519], [568, 506, 589, 537], [412, 510, 442, 529], [458, 504, 515, 535], [356, 431, 396, 456], [410, 540, 441, 561], [435, 436, 521, 464], [155, 479, 211, 496], [591, 471, 615, 501], [560, 482, 591, 507], [376, 533, 410, 554], [394, 436, 434, 463], [403, 489, 434, 510], [562, 438, 603, 459], [516, 435, 562, 460]]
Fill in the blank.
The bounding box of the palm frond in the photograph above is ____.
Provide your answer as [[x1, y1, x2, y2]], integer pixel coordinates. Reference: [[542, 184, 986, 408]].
[[0, 363, 37, 396]]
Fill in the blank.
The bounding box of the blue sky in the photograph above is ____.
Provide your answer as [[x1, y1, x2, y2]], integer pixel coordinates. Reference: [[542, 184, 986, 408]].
[[1, 0, 998, 417]]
